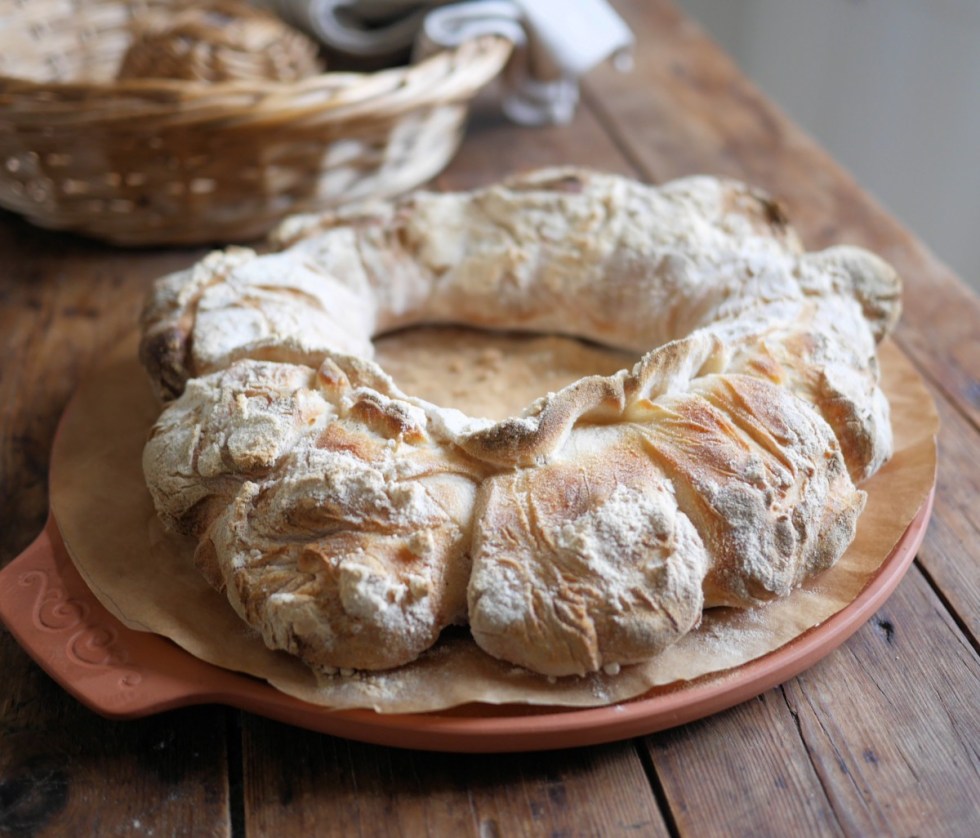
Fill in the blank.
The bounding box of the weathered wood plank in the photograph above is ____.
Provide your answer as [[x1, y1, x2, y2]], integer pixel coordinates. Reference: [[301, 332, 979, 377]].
[[241, 726, 667, 837], [645, 691, 845, 838], [586, 0, 980, 430], [782, 568, 980, 837], [0, 216, 201, 565], [0, 634, 233, 836], [916, 375, 980, 645], [643, 567, 980, 838], [0, 217, 225, 836]]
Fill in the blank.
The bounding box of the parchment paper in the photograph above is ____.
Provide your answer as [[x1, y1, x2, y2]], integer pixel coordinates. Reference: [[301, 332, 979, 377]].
[[49, 336, 938, 713]]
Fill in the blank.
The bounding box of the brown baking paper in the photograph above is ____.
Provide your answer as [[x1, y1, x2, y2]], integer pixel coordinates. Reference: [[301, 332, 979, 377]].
[[49, 336, 938, 713]]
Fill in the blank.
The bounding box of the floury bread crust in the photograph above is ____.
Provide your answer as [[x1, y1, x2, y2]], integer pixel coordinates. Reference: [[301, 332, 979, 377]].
[[140, 168, 900, 678], [141, 168, 899, 481]]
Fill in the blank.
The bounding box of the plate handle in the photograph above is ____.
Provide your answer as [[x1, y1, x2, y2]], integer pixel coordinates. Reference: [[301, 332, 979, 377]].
[[0, 517, 222, 717]]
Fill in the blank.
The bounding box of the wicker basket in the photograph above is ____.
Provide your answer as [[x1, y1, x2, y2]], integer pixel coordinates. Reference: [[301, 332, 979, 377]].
[[0, 0, 511, 245]]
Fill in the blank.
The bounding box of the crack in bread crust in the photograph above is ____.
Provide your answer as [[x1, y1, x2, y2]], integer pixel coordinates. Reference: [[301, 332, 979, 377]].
[[139, 168, 901, 677]]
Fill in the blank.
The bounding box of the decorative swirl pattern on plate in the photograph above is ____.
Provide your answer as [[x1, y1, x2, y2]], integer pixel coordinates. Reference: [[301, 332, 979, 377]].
[[19, 570, 142, 688]]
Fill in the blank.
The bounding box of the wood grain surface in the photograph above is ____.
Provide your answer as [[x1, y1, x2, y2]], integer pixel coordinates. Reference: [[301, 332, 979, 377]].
[[2, 1, 978, 835]]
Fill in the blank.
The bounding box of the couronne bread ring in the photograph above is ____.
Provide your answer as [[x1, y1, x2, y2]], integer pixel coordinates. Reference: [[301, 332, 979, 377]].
[[139, 168, 901, 678]]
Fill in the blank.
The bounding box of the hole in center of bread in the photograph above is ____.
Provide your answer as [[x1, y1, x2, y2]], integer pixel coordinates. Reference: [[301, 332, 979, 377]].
[[373, 326, 635, 421]]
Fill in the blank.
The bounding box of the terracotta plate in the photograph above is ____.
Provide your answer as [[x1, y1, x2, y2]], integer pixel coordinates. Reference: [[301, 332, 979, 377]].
[[0, 490, 933, 753]]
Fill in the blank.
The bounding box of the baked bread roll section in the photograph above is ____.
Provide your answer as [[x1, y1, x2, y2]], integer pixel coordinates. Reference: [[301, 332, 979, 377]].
[[140, 168, 901, 678]]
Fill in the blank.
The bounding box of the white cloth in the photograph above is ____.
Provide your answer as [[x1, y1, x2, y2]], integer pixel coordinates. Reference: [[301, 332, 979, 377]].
[[256, 0, 634, 125]]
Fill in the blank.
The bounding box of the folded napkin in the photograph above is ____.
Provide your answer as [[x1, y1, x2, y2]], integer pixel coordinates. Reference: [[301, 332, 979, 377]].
[[256, 0, 633, 125]]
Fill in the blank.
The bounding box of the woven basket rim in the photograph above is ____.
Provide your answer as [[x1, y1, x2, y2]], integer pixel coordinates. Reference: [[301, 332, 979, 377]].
[[0, 34, 512, 96], [0, 3, 514, 246]]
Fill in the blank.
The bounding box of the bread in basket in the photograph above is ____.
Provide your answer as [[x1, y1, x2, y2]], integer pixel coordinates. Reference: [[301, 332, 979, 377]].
[[0, 0, 511, 245]]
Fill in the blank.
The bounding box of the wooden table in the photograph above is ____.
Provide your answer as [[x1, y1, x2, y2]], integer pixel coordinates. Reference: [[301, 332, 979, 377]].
[[2, 1, 978, 834]]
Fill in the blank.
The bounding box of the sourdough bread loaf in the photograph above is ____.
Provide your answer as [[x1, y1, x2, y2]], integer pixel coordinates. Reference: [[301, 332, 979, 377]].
[[140, 168, 901, 677]]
